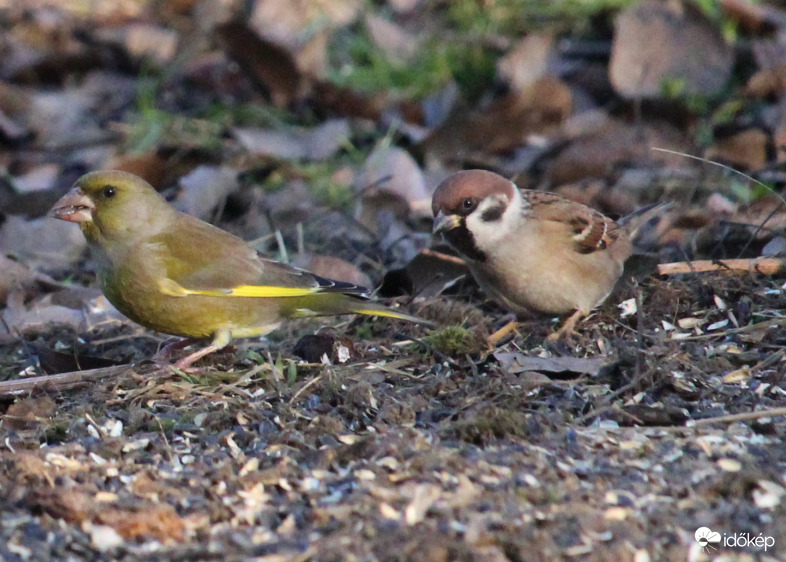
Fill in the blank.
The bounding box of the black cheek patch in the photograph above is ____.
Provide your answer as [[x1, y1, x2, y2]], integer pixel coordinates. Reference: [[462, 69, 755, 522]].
[[480, 203, 506, 222], [443, 225, 487, 262]]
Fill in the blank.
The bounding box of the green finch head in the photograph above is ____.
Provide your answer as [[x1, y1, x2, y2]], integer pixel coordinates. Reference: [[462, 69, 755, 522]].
[[50, 170, 174, 245]]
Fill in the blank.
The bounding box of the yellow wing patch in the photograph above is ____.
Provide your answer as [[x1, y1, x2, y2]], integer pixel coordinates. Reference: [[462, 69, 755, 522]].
[[157, 278, 320, 298], [210, 285, 321, 298]]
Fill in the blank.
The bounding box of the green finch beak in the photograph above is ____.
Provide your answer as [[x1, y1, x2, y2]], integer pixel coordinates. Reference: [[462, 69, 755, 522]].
[[50, 187, 95, 223]]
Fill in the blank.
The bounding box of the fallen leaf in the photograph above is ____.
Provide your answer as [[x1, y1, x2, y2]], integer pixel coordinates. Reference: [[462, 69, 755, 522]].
[[2, 290, 86, 340], [11, 164, 60, 193], [250, 0, 361, 77], [291, 253, 372, 289], [293, 334, 356, 364], [545, 119, 691, 185], [99, 504, 185, 542], [494, 352, 604, 377], [216, 21, 305, 107], [365, 13, 419, 62], [173, 165, 240, 219], [378, 249, 469, 298], [356, 146, 431, 230], [0, 255, 36, 305], [423, 75, 572, 162], [496, 33, 554, 92], [610, 0, 733, 99], [94, 23, 179, 65], [705, 128, 769, 171], [234, 119, 351, 161], [4, 396, 57, 429]]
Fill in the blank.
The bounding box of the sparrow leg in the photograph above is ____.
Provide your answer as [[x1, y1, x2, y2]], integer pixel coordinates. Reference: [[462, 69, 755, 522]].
[[547, 309, 586, 341], [486, 319, 519, 347]]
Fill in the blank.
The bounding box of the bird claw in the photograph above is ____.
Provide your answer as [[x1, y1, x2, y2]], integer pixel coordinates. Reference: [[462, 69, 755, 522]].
[[547, 309, 585, 341]]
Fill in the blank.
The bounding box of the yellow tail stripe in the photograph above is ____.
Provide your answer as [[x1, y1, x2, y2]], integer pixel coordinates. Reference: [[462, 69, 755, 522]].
[[352, 308, 434, 327]]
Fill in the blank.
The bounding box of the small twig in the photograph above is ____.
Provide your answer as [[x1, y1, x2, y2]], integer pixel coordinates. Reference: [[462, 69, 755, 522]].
[[634, 278, 645, 380], [275, 229, 289, 263], [658, 257, 786, 276], [154, 416, 174, 463], [419, 248, 467, 267], [289, 372, 324, 404], [693, 407, 786, 426], [296, 222, 305, 256], [0, 365, 131, 396], [666, 317, 786, 342]]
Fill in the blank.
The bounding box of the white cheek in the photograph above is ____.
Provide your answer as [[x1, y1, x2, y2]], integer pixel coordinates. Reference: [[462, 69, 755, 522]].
[[465, 190, 522, 251]]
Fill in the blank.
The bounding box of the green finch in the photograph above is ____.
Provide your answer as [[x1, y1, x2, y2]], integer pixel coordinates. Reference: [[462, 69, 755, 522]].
[[50, 170, 432, 368]]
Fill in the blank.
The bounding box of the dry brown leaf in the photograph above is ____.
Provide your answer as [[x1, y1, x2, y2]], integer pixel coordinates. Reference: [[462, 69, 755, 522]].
[[730, 194, 786, 235], [292, 253, 372, 288], [745, 65, 786, 98], [105, 151, 173, 188], [2, 290, 86, 340], [365, 13, 419, 62], [312, 80, 389, 121], [292, 333, 357, 364], [94, 23, 179, 65], [250, 0, 361, 77], [494, 352, 604, 378], [234, 119, 351, 161], [13, 451, 52, 482], [705, 128, 770, 170], [0, 255, 36, 305], [496, 33, 555, 92], [610, 0, 733, 99], [356, 146, 431, 230], [423, 75, 572, 163], [12, 164, 60, 194], [379, 249, 468, 298], [545, 119, 691, 185], [99, 504, 186, 542], [261, 179, 315, 229], [0, 214, 86, 270], [37, 488, 97, 524], [4, 396, 57, 429], [216, 21, 306, 108], [721, 0, 786, 32], [173, 165, 240, 220]]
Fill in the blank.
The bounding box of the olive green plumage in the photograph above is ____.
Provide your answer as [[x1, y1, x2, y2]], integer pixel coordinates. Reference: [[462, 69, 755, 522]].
[[51, 170, 430, 365]]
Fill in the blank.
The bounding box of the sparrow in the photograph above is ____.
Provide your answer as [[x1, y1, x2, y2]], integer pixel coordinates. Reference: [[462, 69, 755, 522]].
[[51, 170, 432, 368], [432, 169, 667, 339]]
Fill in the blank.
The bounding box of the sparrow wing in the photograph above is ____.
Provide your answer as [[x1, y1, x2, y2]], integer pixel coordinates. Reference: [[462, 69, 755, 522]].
[[523, 191, 621, 254]]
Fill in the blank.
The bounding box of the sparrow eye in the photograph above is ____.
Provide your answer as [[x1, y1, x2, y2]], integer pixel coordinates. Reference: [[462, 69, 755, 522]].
[[461, 198, 476, 212], [101, 185, 116, 199]]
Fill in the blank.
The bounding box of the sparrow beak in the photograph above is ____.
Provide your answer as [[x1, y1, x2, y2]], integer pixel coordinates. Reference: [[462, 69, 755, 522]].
[[49, 187, 95, 223], [433, 211, 461, 234]]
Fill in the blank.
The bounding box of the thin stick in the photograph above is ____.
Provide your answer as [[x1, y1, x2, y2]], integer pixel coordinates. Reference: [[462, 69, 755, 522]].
[[658, 257, 786, 276], [275, 229, 289, 264], [289, 372, 324, 404], [0, 365, 131, 396], [419, 248, 467, 266], [693, 407, 786, 426]]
